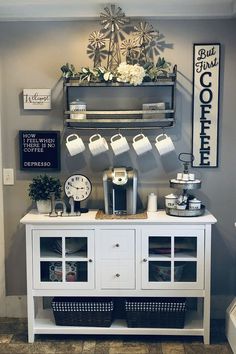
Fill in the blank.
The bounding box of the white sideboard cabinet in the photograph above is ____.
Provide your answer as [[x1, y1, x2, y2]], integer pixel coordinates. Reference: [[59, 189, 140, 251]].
[[20, 210, 217, 343]]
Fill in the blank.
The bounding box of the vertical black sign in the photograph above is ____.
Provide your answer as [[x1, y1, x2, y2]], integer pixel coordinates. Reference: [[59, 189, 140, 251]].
[[19, 131, 60, 170]]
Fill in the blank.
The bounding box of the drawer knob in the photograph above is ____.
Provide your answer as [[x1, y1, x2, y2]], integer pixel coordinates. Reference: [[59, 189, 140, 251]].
[[143, 258, 147, 262], [115, 243, 120, 247], [115, 273, 120, 277], [89, 259, 93, 263]]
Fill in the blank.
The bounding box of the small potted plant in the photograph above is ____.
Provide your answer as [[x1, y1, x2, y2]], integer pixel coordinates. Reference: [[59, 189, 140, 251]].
[[28, 175, 62, 213]]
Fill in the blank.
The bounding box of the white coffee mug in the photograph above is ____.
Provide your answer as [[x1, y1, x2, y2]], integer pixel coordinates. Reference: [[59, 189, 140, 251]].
[[132, 133, 152, 155], [155, 133, 175, 156], [88, 133, 109, 156], [110, 133, 129, 156], [66, 134, 85, 156]]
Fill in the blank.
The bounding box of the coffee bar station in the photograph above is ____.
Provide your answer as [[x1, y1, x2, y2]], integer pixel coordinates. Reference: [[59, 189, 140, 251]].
[[18, 5, 219, 347], [21, 154, 216, 344]]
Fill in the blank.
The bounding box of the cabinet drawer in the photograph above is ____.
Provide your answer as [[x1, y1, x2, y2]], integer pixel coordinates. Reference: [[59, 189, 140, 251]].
[[100, 229, 135, 259], [100, 260, 135, 289]]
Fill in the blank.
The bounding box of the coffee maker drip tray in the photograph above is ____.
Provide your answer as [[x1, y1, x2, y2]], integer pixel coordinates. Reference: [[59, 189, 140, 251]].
[[95, 210, 147, 219]]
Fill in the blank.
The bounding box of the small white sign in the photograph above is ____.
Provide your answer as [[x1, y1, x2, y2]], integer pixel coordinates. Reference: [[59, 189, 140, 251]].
[[23, 89, 51, 110], [192, 44, 220, 167]]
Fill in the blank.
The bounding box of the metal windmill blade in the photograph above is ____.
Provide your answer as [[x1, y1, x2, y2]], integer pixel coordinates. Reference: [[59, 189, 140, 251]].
[[133, 21, 159, 64], [88, 31, 106, 50], [88, 31, 107, 67], [100, 4, 129, 70], [120, 39, 139, 64]]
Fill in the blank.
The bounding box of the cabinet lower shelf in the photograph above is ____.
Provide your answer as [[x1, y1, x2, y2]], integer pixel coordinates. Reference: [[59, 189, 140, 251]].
[[34, 309, 203, 336]]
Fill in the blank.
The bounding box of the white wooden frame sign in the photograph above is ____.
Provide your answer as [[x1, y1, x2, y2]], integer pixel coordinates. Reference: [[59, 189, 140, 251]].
[[192, 43, 220, 167], [23, 89, 51, 110]]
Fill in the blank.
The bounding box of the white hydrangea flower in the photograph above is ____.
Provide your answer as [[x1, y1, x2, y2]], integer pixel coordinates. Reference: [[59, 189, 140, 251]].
[[129, 64, 145, 86], [117, 62, 145, 86]]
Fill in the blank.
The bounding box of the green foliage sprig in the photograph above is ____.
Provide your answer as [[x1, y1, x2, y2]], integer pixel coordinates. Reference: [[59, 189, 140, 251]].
[[60, 57, 171, 85], [28, 175, 62, 202]]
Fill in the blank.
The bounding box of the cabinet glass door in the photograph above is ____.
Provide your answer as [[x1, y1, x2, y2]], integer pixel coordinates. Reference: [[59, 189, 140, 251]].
[[142, 228, 204, 290], [33, 230, 94, 289]]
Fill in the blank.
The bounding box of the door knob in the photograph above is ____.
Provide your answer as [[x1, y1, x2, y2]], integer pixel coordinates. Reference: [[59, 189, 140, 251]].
[[115, 273, 120, 277]]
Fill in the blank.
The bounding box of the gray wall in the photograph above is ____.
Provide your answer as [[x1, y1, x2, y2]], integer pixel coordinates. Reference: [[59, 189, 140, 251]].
[[0, 19, 236, 309]]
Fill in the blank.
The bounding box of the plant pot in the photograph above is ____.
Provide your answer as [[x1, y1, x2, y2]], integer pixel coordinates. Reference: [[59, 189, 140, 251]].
[[36, 200, 51, 214]]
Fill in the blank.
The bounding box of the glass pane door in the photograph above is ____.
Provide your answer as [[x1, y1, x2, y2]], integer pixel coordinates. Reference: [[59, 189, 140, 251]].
[[33, 230, 94, 289], [142, 228, 204, 290]]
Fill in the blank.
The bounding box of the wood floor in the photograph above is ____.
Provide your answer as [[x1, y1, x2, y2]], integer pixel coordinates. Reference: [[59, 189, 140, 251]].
[[0, 318, 233, 354]]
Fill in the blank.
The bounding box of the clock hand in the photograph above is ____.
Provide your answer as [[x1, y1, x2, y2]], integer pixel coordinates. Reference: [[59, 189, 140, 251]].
[[68, 182, 79, 190]]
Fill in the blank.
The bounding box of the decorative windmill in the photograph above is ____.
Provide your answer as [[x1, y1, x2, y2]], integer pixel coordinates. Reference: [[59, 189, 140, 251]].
[[133, 21, 159, 65], [100, 4, 129, 71], [88, 31, 107, 68], [120, 39, 139, 64]]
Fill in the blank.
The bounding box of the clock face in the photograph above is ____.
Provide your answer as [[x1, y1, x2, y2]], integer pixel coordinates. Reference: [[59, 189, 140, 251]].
[[64, 174, 92, 202]]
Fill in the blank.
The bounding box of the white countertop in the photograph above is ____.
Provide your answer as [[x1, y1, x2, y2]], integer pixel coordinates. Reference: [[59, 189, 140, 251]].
[[20, 209, 217, 225]]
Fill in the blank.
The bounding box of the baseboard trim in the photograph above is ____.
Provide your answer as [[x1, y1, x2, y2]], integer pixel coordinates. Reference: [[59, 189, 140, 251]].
[[5, 295, 27, 318]]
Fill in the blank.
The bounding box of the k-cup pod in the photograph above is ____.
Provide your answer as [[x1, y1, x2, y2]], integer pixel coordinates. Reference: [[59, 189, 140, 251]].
[[66, 134, 85, 156], [177, 173, 183, 180], [155, 133, 175, 156], [165, 193, 178, 208], [132, 133, 152, 156], [189, 173, 195, 181], [88, 133, 109, 156], [147, 193, 158, 212], [182, 173, 189, 181], [110, 133, 130, 156]]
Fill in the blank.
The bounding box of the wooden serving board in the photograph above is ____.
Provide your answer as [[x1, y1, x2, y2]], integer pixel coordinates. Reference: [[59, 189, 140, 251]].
[[95, 210, 147, 220]]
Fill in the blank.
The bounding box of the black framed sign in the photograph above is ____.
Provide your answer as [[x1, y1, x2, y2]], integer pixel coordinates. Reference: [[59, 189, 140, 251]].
[[192, 43, 221, 167], [19, 130, 60, 170]]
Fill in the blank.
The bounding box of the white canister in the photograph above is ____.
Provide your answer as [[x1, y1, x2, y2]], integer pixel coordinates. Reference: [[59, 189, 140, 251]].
[[69, 99, 86, 120], [165, 193, 178, 208], [189, 198, 201, 210]]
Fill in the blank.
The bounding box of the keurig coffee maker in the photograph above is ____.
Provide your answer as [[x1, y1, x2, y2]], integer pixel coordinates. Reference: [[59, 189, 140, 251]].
[[103, 167, 137, 215]]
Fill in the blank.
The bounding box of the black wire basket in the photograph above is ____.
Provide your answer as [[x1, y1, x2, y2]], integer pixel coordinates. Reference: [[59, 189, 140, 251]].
[[125, 297, 187, 328], [51, 297, 114, 327]]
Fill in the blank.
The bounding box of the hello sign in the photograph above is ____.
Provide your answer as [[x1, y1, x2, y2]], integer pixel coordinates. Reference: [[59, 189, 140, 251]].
[[192, 43, 220, 167]]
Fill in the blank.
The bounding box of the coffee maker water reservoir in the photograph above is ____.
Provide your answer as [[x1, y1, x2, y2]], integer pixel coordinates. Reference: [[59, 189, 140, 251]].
[[103, 167, 137, 215]]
